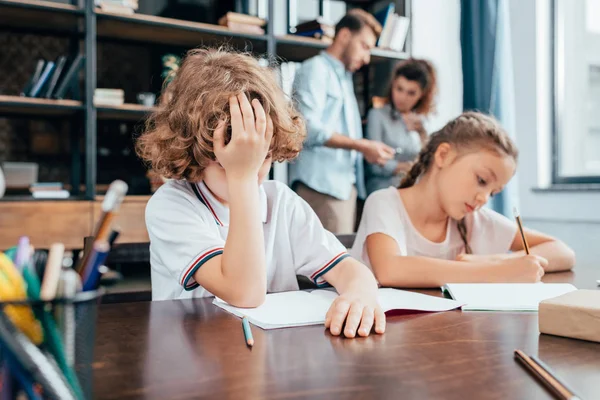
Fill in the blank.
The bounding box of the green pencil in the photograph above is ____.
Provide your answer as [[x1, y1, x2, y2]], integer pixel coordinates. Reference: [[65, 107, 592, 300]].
[[242, 317, 254, 347]]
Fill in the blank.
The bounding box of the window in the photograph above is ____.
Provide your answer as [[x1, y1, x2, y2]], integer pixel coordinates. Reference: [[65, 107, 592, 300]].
[[553, 0, 600, 183]]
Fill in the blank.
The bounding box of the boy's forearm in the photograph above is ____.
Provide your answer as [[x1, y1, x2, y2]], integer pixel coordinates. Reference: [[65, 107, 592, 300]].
[[222, 178, 267, 301], [324, 258, 379, 296]]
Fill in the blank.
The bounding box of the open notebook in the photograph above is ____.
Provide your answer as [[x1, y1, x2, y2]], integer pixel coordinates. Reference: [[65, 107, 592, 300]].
[[212, 288, 463, 330], [442, 283, 577, 311]]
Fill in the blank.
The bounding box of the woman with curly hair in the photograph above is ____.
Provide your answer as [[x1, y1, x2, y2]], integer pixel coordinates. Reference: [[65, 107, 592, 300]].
[[136, 48, 385, 338], [365, 59, 438, 195]]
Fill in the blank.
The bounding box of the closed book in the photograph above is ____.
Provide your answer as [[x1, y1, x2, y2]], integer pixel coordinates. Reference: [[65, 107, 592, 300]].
[[99, 3, 135, 14], [222, 21, 264, 34], [30, 182, 63, 192], [43, 56, 67, 98], [32, 190, 70, 199], [28, 61, 55, 98], [375, 4, 395, 47], [295, 28, 333, 40], [21, 59, 46, 97], [539, 289, 600, 343], [94, 88, 125, 98], [218, 12, 265, 27], [294, 17, 331, 32], [296, 25, 334, 38], [93, 97, 125, 107], [388, 15, 409, 51], [53, 55, 84, 100]]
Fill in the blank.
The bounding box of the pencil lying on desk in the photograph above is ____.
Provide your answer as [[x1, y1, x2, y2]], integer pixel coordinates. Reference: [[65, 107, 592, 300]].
[[514, 350, 580, 400], [513, 207, 530, 254], [242, 317, 254, 347]]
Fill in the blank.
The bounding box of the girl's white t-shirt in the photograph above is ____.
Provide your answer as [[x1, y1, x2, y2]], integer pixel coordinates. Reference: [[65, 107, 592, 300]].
[[350, 187, 518, 269]]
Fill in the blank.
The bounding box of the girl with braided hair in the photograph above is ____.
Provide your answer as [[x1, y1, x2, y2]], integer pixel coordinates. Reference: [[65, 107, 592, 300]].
[[350, 112, 575, 287]]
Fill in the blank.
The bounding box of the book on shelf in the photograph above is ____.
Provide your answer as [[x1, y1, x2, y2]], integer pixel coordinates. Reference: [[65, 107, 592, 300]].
[[218, 12, 265, 27], [31, 190, 70, 199], [96, 0, 138, 14], [30, 182, 63, 192], [20, 59, 45, 97], [377, 12, 409, 52], [28, 61, 55, 98], [53, 54, 85, 100], [375, 3, 395, 46], [43, 56, 67, 99], [220, 21, 264, 34], [294, 18, 334, 35], [29, 182, 70, 199], [293, 18, 334, 42], [93, 88, 125, 107]]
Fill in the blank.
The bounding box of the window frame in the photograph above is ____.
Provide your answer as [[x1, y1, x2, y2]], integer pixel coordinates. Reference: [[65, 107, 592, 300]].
[[551, 0, 600, 184]]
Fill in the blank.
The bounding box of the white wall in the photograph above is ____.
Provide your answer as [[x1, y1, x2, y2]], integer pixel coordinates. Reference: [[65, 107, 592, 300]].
[[411, 0, 463, 131], [509, 0, 600, 267]]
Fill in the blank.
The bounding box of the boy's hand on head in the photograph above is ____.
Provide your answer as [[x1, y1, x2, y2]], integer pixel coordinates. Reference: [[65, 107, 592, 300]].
[[324, 290, 386, 338], [213, 94, 273, 181]]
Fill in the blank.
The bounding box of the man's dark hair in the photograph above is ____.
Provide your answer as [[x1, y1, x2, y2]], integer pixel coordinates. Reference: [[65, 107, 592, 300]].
[[334, 9, 382, 38]]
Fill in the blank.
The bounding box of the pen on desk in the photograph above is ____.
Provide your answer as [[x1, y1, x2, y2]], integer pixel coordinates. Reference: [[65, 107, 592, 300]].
[[76, 180, 128, 275], [514, 350, 580, 400], [242, 317, 254, 347], [513, 207, 530, 255]]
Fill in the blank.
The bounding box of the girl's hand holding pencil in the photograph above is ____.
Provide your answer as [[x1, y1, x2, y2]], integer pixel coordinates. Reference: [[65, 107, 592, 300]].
[[456, 253, 547, 283]]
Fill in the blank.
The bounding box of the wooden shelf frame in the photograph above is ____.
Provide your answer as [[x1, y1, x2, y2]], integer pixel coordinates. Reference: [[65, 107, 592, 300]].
[[0, 95, 83, 116], [96, 10, 268, 51]]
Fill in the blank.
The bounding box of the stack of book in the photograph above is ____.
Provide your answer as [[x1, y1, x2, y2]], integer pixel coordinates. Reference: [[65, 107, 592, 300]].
[[20, 55, 85, 100], [93, 89, 125, 107], [293, 18, 334, 43], [375, 3, 410, 52], [218, 12, 266, 35], [30, 182, 70, 199], [96, 0, 138, 15]]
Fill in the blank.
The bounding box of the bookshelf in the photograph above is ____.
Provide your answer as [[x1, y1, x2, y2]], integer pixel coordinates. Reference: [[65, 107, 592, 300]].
[[0, 0, 411, 261]]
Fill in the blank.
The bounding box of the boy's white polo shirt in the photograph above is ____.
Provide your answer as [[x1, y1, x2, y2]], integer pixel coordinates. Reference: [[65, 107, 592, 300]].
[[146, 179, 349, 301]]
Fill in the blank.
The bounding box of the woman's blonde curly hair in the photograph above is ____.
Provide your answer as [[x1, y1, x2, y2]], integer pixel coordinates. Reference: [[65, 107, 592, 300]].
[[136, 47, 306, 181]]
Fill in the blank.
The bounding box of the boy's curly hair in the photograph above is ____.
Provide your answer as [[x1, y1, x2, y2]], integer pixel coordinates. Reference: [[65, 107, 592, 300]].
[[136, 48, 306, 181]]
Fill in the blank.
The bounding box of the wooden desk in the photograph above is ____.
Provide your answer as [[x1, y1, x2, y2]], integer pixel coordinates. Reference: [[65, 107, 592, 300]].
[[94, 267, 600, 399]]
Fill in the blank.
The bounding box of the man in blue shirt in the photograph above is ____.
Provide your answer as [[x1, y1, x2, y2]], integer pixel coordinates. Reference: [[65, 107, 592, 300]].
[[290, 9, 395, 234]]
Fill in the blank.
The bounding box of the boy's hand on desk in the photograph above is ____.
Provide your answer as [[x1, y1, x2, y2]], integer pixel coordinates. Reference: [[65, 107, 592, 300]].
[[214, 94, 273, 180], [325, 290, 386, 338]]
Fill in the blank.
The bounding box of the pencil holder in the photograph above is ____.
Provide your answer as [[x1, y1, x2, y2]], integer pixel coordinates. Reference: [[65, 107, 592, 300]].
[[0, 290, 102, 400]]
